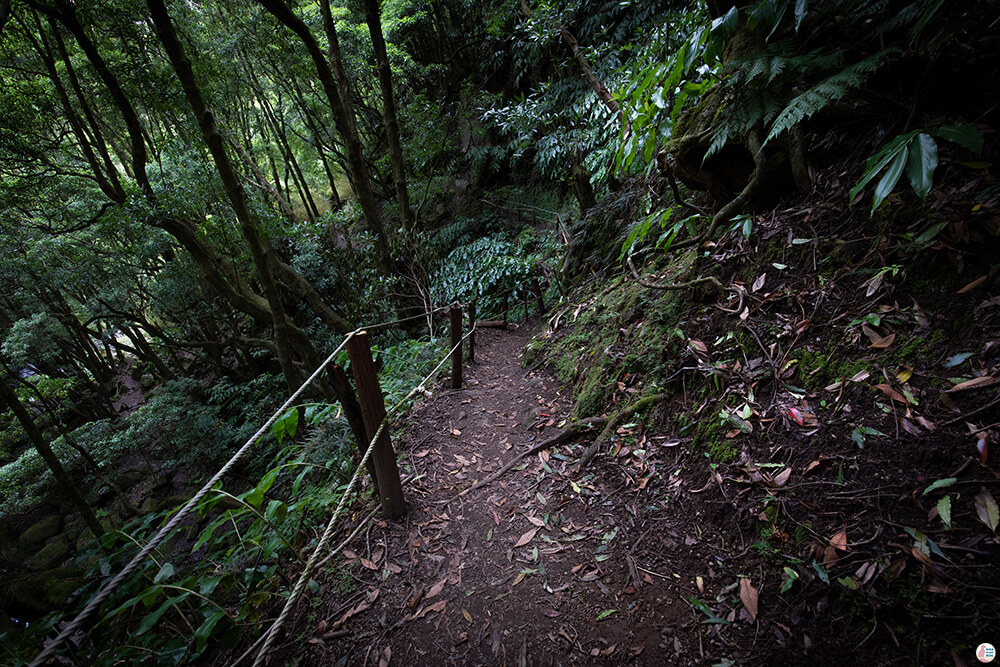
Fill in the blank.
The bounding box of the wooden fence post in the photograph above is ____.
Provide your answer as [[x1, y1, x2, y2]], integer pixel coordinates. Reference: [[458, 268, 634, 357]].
[[327, 363, 379, 492], [450, 303, 463, 389], [346, 331, 405, 518], [468, 301, 476, 364]]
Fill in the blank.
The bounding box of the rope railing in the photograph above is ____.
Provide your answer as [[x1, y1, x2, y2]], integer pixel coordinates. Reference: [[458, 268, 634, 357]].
[[28, 303, 468, 667], [250, 322, 476, 666]]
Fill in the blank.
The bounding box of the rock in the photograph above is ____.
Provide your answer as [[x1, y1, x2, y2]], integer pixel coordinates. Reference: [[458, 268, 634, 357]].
[[9, 568, 84, 617], [18, 515, 62, 549], [28, 541, 70, 570]]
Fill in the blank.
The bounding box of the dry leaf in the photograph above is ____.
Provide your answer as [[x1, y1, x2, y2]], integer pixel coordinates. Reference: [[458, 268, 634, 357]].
[[360, 557, 378, 570], [450, 428, 462, 437], [752, 273, 767, 293], [874, 383, 907, 403], [739, 578, 759, 621], [378, 646, 391, 667], [514, 527, 539, 548], [850, 370, 871, 383], [526, 515, 545, 527], [830, 527, 849, 552], [871, 332, 897, 349], [426, 577, 447, 600], [948, 376, 995, 392], [772, 468, 792, 487], [689, 339, 708, 353], [974, 489, 999, 533], [805, 460, 822, 474], [958, 275, 988, 293], [410, 599, 447, 621]]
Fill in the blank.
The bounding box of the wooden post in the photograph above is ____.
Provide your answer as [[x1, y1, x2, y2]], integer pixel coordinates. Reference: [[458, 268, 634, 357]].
[[327, 364, 379, 492], [450, 303, 463, 389], [468, 301, 476, 364], [532, 277, 545, 315], [346, 331, 405, 518]]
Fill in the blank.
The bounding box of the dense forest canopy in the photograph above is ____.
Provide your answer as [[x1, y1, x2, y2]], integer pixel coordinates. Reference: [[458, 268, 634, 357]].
[[1, 0, 998, 663]]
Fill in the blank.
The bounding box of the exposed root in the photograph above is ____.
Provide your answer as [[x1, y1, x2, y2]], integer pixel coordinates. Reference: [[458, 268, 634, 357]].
[[575, 393, 666, 469], [440, 417, 607, 503]]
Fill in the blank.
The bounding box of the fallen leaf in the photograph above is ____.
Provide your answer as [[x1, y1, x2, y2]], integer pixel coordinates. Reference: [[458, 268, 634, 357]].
[[542, 609, 561, 617], [450, 428, 462, 437], [696, 575, 704, 593], [871, 332, 897, 349], [874, 383, 907, 403], [958, 275, 988, 293], [772, 468, 792, 487], [331, 599, 371, 630], [752, 273, 767, 293], [426, 578, 447, 600], [378, 646, 391, 667], [360, 557, 378, 570], [688, 339, 708, 353], [977, 435, 989, 463], [739, 578, 759, 621], [849, 370, 871, 383], [948, 376, 995, 392], [410, 599, 447, 621], [514, 527, 539, 548], [974, 489, 999, 533], [462, 608, 473, 623], [830, 527, 849, 552], [526, 515, 545, 527], [805, 460, 822, 474]]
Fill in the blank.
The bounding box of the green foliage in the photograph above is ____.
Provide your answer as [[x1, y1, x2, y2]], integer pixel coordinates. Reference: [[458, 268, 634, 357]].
[[850, 125, 983, 214], [430, 235, 533, 318]]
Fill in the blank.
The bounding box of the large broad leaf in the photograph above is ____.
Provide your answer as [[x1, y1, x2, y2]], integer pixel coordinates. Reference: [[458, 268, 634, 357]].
[[931, 124, 984, 154], [905, 133, 938, 199], [871, 146, 908, 214], [849, 131, 917, 204], [794, 0, 808, 31]]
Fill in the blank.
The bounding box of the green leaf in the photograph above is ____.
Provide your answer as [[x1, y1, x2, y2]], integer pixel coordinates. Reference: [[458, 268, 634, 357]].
[[943, 352, 973, 368], [921, 477, 957, 495], [871, 146, 908, 214], [904, 133, 938, 199], [849, 131, 918, 204], [930, 124, 984, 154], [812, 561, 830, 584], [136, 593, 188, 636], [937, 495, 952, 529], [154, 562, 175, 584], [794, 0, 808, 31], [596, 609, 617, 621], [193, 608, 227, 655]]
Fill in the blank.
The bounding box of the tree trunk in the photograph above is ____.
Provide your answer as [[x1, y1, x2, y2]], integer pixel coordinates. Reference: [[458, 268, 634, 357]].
[[147, 0, 304, 394], [364, 0, 414, 230], [0, 367, 104, 540]]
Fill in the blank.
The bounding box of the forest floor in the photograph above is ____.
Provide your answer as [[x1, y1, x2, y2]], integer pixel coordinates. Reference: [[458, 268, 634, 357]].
[[274, 233, 1000, 666], [289, 321, 718, 665]]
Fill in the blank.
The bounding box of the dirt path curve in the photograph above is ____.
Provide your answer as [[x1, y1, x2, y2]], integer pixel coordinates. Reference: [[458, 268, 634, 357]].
[[305, 322, 715, 666]]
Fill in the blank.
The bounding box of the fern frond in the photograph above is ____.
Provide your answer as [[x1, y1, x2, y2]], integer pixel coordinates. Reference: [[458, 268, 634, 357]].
[[764, 49, 896, 145]]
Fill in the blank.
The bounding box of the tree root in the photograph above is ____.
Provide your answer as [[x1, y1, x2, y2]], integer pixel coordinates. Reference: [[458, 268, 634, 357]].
[[575, 393, 665, 469], [440, 417, 607, 503]]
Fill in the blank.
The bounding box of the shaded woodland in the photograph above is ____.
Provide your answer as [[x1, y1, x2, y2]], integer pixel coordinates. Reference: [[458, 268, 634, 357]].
[[1, 0, 998, 664]]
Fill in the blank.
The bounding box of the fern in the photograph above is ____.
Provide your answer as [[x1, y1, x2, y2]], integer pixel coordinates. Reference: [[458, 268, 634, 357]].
[[764, 49, 896, 145]]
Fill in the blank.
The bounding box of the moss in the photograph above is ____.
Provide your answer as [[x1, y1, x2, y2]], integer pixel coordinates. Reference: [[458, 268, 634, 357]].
[[793, 350, 870, 391], [18, 515, 62, 549], [575, 364, 611, 418], [28, 541, 70, 571], [693, 411, 740, 463], [9, 567, 84, 616]]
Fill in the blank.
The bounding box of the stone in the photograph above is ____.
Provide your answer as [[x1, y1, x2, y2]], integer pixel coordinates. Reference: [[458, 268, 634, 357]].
[[18, 515, 62, 549], [28, 541, 70, 571]]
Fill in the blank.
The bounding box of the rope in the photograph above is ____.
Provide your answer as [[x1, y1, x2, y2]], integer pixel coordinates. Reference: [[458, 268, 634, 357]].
[[251, 324, 476, 666], [28, 302, 457, 666]]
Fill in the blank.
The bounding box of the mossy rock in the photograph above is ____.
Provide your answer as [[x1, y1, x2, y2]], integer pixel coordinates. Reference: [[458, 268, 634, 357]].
[[9, 567, 84, 617], [28, 541, 70, 571], [18, 515, 62, 549]]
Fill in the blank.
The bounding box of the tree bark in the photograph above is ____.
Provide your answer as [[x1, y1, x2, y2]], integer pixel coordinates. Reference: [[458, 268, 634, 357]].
[[364, 0, 414, 230]]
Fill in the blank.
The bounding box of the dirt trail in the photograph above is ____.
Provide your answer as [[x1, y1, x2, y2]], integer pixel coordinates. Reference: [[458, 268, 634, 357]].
[[301, 322, 728, 666]]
